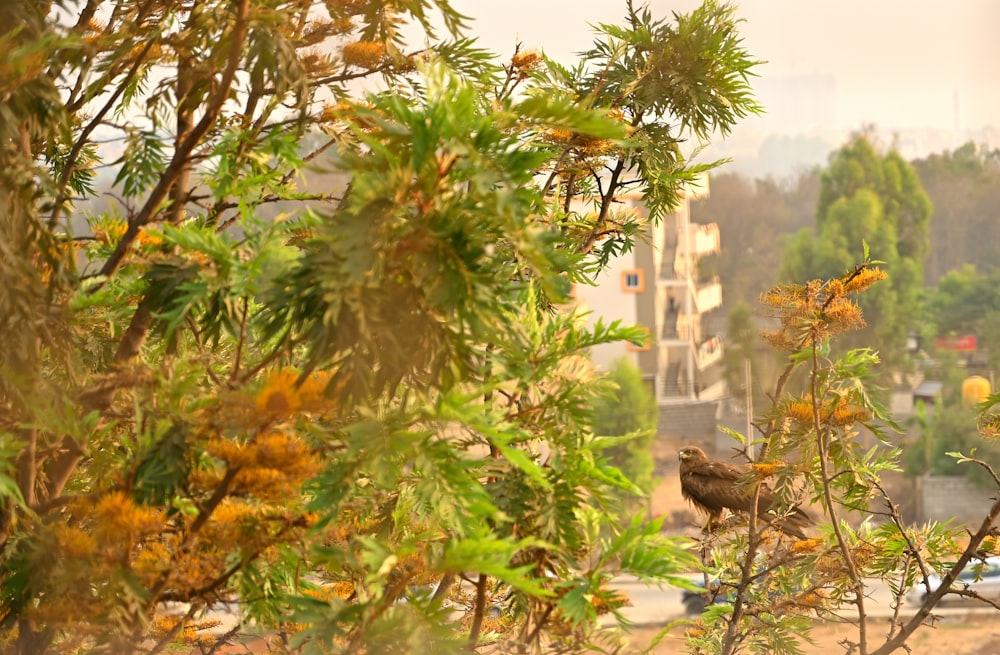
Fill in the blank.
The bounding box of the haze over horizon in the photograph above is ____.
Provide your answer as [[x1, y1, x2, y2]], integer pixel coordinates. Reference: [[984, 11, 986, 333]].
[[451, 0, 1000, 175]]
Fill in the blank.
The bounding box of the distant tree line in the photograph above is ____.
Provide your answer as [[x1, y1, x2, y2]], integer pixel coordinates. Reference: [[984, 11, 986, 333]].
[[696, 138, 1000, 311], [693, 135, 1000, 481]]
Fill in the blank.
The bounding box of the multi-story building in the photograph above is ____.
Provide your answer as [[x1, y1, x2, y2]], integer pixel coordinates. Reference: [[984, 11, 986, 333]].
[[576, 174, 726, 439]]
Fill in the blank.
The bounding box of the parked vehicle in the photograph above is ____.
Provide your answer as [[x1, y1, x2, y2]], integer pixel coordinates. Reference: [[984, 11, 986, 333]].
[[682, 582, 711, 614], [681, 577, 732, 614], [907, 556, 1000, 606]]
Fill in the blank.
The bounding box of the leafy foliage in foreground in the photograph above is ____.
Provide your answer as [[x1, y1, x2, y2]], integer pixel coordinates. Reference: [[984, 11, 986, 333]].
[[592, 358, 658, 502], [0, 0, 761, 653]]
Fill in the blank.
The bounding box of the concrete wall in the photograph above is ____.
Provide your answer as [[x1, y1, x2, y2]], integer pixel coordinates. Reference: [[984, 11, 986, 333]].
[[658, 400, 720, 442], [918, 475, 996, 523], [576, 250, 639, 371]]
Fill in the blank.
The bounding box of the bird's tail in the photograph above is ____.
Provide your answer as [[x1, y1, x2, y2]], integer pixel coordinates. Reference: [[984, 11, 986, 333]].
[[772, 507, 813, 540]]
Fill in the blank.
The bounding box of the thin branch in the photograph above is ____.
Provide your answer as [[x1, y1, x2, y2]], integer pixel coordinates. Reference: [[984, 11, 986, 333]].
[[184, 316, 224, 388], [230, 296, 250, 383], [868, 456, 1000, 655], [468, 572, 488, 646], [94, 0, 252, 283], [812, 338, 868, 654], [48, 37, 158, 230], [872, 495, 1000, 655], [144, 466, 243, 608]]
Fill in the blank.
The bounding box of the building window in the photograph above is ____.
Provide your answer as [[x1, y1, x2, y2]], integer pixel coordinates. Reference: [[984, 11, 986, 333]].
[[622, 269, 644, 292], [626, 326, 652, 351]]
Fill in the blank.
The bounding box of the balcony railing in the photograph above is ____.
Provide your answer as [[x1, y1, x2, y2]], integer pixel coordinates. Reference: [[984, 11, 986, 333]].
[[696, 335, 724, 370], [695, 277, 722, 314], [688, 222, 720, 257], [671, 222, 721, 277]]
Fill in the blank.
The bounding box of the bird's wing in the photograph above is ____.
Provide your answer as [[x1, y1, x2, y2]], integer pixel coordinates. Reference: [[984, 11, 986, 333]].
[[699, 460, 745, 481], [682, 465, 755, 514]]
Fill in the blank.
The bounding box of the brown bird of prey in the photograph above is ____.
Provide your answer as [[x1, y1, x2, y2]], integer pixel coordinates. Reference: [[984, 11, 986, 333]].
[[678, 446, 812, 539]]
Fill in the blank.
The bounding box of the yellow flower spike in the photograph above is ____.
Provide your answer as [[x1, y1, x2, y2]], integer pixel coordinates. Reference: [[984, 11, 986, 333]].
[[791, 537, 824, 554], [255, 368, 302, 417], [92, 218, 128, 244], [205, 435, 257, 468], [340, 40, 386, 68], [978, 412, 1000, 440], [830, 403, 872, 427], [135, 227, 163, 248], [92, 491, 163, 544], [751, 462, 783, 477], [786, 400, 814, 423], [543, 128, 574, 144], [511, 49, 542, 75], [813, 554, 843, 577], [331, 581, 355, 600], [51, 524, 98, 559], [842, 266, 887, 293]]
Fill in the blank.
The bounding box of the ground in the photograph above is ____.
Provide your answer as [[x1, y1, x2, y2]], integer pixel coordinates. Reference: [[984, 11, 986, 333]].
[[627, 615, 1000, 654]]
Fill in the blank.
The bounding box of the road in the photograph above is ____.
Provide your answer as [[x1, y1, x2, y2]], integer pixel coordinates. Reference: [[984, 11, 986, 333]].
[[605, 574, 997, 627]]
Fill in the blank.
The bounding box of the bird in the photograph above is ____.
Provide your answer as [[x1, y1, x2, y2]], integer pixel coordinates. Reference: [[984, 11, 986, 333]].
[[678, 445, 813, 539]]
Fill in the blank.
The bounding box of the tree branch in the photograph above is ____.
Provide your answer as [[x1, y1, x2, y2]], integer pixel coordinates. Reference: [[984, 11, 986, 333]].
[[94, 0, 251, 283]]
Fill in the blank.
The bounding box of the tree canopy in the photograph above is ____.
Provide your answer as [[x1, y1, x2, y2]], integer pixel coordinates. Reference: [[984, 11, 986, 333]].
[[780, 132, 932, 373], [591, 358, 658, 502], [912, 142, 1000, 285], [0, 0, 763, 653]]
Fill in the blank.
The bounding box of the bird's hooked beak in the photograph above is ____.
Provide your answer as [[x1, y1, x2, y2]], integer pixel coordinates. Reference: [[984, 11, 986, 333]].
[[678, 449, 689, 461]]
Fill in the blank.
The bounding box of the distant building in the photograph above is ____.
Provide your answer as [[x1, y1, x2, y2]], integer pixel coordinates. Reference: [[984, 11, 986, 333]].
[[575, 174, 727, 440], [752, 74, 838, 134]]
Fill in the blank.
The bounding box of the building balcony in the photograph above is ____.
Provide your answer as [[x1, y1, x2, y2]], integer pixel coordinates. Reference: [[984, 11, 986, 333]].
[[695, 335, 724, 370], [694, 277, 722, 314], [654, 277, 721, 316], [669, 222, 721, 277], [688, 222, 720, 257]]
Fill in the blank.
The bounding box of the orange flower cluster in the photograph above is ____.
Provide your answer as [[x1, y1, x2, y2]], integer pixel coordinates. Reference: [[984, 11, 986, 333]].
[[790, 537, 824, 554], [843, 266, 887, 293], [203, 430, 321, 499], [786, 588, 827, 615], [91, 490, 164, 545], [750, 462, 784, 477], [590, 587, 631, 615], [785, 396, 871, 429], [511, 49, 542, 77], [760, 266, 885, 351], [150, 499, 306, 597], [978, 411, 1000, 440], [785, 400, 815, 424], [300, 49, 336, 77], [51, 523, 98, 559], [91, 218, 128, 244], [829, 403, 871, 427], [91, 218, 163, 248], [22, 492, 170, 629], [149, 614, 221, 643], [813, 554, 844, 577], [542, 128, 616, 157], [340, 40, 386, 68], [851, 541, 878, 569], [254, 367, 336, 418]]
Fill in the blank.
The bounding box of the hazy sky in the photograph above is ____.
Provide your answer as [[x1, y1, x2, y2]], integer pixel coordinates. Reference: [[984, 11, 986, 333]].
[[449, 0, 1000, 134]]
